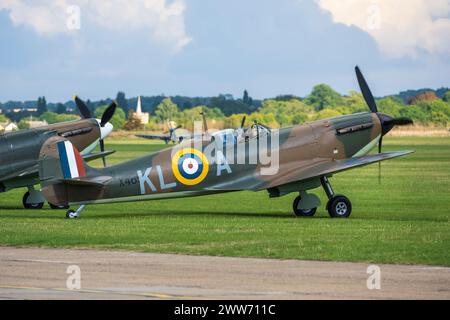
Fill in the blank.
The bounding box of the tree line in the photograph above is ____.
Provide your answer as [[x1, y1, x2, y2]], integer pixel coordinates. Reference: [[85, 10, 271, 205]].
[[1, 85, 449, 131]]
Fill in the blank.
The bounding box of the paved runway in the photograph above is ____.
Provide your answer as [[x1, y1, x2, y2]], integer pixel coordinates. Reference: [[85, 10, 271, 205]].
[[0, 247, 449, 299]]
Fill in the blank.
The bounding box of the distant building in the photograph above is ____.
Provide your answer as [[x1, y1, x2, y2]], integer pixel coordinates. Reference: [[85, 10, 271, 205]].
[[221, 94, 234, 100], [27, 120, 48, 128], [11, 108, 37, 113], [0, 122, 18, 132], [131, 96, 149, 124]]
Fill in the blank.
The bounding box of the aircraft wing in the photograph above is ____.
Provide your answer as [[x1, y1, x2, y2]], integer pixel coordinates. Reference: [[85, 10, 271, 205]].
[[206, 150, 414, 191], [288, 150, 414, 182], [267, 150, 415, 190], [136, 134, 170, 142], [82, 150, 115, 162]]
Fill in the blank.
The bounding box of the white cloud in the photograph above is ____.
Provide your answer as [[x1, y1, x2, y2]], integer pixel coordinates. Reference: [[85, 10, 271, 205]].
[[317, 0, 450, 58], [0, 0, 191, 52]]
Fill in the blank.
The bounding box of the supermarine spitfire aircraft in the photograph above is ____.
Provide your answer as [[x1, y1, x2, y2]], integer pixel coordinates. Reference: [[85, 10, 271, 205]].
[[0, 97, 116, 209], [37, 67, 414, 219], [136, 121, 185, 144], [137, 111, 249, 144]]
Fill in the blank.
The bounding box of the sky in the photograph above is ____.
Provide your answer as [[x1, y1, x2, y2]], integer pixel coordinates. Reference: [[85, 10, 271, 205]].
[[0, 0, 449, 102]]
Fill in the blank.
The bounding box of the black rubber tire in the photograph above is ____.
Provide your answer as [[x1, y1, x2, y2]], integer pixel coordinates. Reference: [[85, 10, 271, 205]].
[[327, 195, 352, 218], [292, 196, 317, 217], [22, 191, 44, 209], [49, 203, 69, 210], [66, 210, 77, 219]]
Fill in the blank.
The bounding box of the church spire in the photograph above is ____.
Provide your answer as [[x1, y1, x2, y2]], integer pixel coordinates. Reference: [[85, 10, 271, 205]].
[[136, 96, 142, 114]]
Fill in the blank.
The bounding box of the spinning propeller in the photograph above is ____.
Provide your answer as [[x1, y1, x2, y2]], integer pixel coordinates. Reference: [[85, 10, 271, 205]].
[[74, 96, 117, 166], [355, 66, 413, 182]]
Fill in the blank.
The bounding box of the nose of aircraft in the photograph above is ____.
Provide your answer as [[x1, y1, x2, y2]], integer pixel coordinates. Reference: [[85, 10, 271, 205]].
[[377, 112, 413, 136], [377, 112, 395, 136], [97, 120, 114, 139]]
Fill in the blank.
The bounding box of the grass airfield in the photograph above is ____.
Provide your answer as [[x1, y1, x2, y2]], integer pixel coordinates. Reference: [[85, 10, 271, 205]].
[[0, 136, 449, 266]]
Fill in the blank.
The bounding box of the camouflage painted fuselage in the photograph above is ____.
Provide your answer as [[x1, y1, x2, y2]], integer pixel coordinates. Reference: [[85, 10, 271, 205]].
[[42, 112, 383, 206], [0, 119, 101, 192]]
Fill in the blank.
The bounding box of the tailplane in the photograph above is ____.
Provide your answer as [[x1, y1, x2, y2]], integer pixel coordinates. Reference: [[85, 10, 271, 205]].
[[38, 137, 111, 206]]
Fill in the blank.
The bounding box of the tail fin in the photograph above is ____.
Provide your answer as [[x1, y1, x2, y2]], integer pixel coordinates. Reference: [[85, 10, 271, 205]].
[[39, 137, 93, 182], [39, 137, 110, 206], [57, 140, 87, 179]]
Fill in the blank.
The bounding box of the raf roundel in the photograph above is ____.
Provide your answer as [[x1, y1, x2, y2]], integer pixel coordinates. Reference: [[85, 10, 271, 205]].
[[172, 148, 209, 185]]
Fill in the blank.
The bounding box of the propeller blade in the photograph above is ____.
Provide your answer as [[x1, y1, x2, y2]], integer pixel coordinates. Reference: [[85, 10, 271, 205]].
[[200, 110, 209, 136], [355, 66, 378, 113], [100, 102, 117, 127], [240, 116, 246, 129], [378, 136, 382, 154], [99, 139, 106, 167], [378, 136, 383, 184], [388, 117, 414, 126], [74, 96, 92, 119]]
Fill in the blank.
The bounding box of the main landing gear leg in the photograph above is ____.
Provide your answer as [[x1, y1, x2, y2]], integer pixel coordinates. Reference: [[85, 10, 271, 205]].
[[320, 176, 352, 218], [22, 186, 44, 209], [66, 205, 86, 219]]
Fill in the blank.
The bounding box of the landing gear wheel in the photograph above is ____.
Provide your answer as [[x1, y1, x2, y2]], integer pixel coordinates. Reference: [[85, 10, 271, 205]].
[[66, 210, 78, 219], [327, 195, 352, 218], [22, 191, 44, 209], [49, 203, 69, 210], [292, 196, 317, 217]]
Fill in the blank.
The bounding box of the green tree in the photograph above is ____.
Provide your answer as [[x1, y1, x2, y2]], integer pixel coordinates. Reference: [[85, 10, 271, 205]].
[[243, 90, 252, 105], [377, 97, 402, 117], [155, 98, 179, 122], [17, 119, 31, 129], [259, 99, 312, 126], [442, 91, 450, 102], [210, 95, 253, 115], [315, 109, 342, 120], [95, 105, 126, 129], [429, 111, 449, 126], [116, 91, 129, 116], [39, 111, 59, 124], [37, 96, 47, 116], [0, 114, 10, 123], [416, 100, 450, 125], [342, 91, 367, 113], [291, 112, 309, 125], [86, 99, 95, 115], [123, 111, 144, 131], [223, 113, 249, 128], [399, 105, 427, 123], [56, 103, 66, 114], [40, 112, 80, 124], [305, 84, 343, 110], [247, 112, 278, 128]]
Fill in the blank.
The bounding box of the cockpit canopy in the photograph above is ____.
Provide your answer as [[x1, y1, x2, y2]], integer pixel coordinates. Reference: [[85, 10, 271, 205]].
[[211, 129, 236, 146]]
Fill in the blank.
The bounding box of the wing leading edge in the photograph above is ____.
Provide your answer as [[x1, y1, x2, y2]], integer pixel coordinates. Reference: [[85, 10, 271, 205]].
[[207, 150, 414, 191]]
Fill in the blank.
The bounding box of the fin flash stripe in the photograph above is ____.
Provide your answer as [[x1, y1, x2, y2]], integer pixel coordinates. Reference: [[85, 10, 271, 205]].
[[57, 140, 86, 179]]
